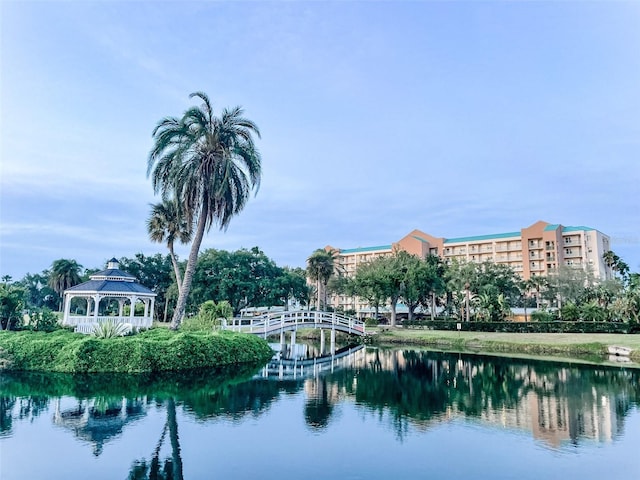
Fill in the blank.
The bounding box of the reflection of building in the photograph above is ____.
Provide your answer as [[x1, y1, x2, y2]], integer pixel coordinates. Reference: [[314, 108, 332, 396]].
[[53, 397, 146, 456], [346, 350, 630, 449], [326, 221, 612, 313]]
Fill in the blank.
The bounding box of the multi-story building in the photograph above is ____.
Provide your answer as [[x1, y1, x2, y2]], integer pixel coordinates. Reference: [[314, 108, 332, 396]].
[[326, 220, 612, 313]]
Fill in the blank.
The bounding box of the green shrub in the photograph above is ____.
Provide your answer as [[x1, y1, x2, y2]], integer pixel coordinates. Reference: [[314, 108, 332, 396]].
[[560, 303, 580, 322], [364, 318, 378, 327], [0, 328, 274, 373], [531, 310, 557, 322], [25, 308, 60, 332], [182, 300, 233, 332]]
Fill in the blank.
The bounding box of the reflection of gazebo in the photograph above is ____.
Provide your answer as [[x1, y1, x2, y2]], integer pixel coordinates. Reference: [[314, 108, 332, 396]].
[[53, 397, 147, 456], [62, 258, 156, 333]]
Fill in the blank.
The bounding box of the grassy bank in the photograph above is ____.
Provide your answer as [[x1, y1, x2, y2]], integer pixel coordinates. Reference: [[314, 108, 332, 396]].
[[0, 328, 274, 373], [371, 328, 640, 362]]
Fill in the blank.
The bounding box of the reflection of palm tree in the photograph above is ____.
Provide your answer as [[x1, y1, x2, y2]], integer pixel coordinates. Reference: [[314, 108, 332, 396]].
[[128, 398, 183, 480]]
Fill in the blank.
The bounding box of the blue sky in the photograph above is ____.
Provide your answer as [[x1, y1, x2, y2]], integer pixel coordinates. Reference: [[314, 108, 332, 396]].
[[1, 1, 639, 279]]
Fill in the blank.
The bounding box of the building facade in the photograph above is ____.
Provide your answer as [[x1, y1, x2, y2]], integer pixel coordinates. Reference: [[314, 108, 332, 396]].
[[326, 220, 612, 314]]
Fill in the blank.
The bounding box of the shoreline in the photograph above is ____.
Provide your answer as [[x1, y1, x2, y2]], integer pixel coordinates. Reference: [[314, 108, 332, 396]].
[[368, 328, 640, 366]]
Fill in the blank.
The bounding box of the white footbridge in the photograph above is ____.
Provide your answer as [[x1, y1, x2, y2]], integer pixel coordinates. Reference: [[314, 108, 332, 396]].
[[223, 310, 366, 338]]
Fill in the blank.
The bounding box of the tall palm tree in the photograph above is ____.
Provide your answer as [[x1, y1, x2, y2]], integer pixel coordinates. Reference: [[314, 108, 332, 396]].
[[148, 92, 261, 329], [48, 259, 83, 311], [306, 249, 337, 310], [147, 199, 192, 294]]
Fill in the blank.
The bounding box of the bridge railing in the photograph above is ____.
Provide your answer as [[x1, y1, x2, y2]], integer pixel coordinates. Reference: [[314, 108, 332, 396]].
[[224, 310, 365, 336]]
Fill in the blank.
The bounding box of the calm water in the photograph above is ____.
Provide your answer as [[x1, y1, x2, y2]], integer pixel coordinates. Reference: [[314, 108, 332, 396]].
[[1, 347, 639, 480]]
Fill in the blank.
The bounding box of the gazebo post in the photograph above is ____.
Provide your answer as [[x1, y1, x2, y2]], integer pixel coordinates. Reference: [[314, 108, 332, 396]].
[[129, 296, 137, 322], [93, 294, 100, 322], [63, 293, 73, 325]]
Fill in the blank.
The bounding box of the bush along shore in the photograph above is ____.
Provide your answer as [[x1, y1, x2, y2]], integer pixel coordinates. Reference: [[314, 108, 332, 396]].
[[0, 328, 274, 373]]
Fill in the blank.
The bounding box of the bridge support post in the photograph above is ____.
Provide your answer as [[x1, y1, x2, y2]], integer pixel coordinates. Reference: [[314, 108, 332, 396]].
[[290, 330, 296, 351], [320, 329, 326, 354], [330, 328, 336, 355]]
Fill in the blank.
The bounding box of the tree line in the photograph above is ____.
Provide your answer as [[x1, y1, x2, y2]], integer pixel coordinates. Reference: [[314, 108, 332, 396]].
[[306, 247, 640, 327]]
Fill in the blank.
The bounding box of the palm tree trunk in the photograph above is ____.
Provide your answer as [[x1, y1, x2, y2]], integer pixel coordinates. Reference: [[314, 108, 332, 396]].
[[316, 279, 321, 311], [170, 209, 207, 329], [167, 398, 184, 480], [168, 242, 183, 295], [163, 295, 169, 323]]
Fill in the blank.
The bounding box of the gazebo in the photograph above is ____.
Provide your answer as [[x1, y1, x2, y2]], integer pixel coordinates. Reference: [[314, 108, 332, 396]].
[[62, 258, 156, 333]]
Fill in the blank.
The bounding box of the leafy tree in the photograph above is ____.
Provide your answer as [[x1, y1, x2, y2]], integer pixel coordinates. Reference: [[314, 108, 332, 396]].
[[0, 283, 25, 330], [400, 254, 442, 322], [148, 92, 261, 329], [270, 267, 309, 310], [378, 251, 413, 327], [548, 265, 595, 311], [351, 258, 388, 320], [190, 247, 281, 315], [443, 259, 477, 320], [147, 199, 192, 293], [17, 272, 57, 310], [47, 259, 83, 311]]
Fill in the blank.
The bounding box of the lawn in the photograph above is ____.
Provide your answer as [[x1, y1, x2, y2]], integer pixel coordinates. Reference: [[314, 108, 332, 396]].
[[371, 328, 640, 362]]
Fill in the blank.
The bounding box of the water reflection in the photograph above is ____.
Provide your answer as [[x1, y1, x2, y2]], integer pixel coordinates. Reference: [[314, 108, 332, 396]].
[[324, 349, 639, 448], [1, 348, 639, 478], [53, 396, 146, 456]]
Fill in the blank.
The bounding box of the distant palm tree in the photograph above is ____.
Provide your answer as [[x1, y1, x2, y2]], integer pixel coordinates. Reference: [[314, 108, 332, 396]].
[[147, 200, 192, 293], [306, 249, 337, 310], [602, 250, 630, 280], [526, 275, 548, 309], [48, 259, 83, 311], [148, 92, 261, 329]]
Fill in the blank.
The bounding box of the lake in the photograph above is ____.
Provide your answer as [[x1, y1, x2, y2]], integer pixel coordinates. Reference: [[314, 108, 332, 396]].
[[1, 346, 639, 479]]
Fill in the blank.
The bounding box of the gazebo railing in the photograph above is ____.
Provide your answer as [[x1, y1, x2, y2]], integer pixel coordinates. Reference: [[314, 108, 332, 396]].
[[64, 315, 153, 330]]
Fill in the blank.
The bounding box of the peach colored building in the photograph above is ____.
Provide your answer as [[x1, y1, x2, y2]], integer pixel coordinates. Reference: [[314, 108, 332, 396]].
[[326, 220, 612, 313]]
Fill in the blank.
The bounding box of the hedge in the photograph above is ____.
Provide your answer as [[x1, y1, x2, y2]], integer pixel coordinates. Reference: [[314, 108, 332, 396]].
[[0, 328, 274, 373], [402, 319, 639, 334]]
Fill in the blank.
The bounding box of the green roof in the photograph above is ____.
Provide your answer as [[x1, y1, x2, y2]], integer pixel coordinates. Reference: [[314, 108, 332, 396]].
[[562, 226, 595, 232], [444, 231, 520, 244], [340, 245, 392, 254], [544, 224, 595, 233], [411, 235, 429, 243]]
